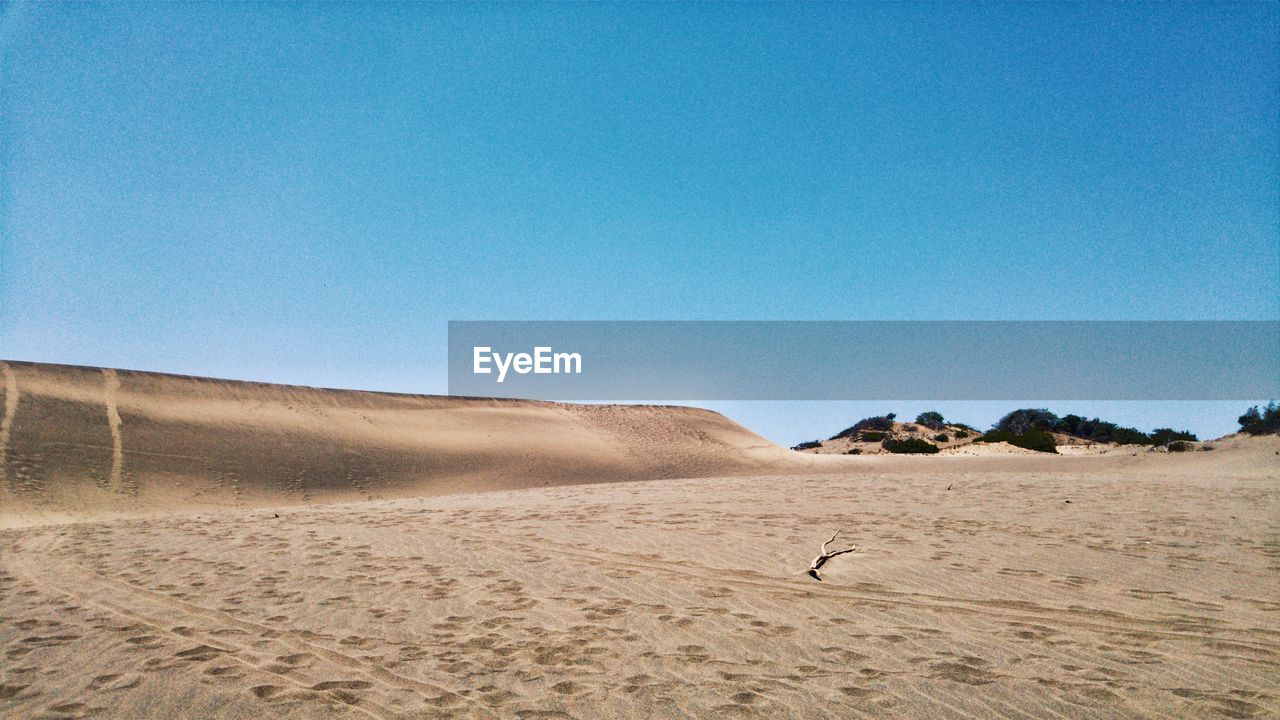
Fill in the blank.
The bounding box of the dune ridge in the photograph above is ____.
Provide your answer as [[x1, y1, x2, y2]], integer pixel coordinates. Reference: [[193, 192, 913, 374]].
[[0, 360, 834, 525]]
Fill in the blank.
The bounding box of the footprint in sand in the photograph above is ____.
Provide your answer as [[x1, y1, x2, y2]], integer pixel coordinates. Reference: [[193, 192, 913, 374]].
[[309, 680, 372, 691], [929, 659, 999, 686], [550, 680, 583, 695], [249, 685, 285, 699], [175, 644, 230, 662], [87, 673, 141, 692], [45, 702, 103, 719]]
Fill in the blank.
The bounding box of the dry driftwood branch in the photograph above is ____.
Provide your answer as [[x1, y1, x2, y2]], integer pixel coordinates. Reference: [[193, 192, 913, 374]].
[[808, 529, 857, 581]]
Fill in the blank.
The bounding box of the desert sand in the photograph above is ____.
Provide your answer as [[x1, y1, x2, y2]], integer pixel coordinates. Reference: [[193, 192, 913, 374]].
[[2, 361, 1278, 719]]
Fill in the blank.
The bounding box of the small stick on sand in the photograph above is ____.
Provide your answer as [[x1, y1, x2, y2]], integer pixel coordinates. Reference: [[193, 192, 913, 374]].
[[808, 529, 857, 581]]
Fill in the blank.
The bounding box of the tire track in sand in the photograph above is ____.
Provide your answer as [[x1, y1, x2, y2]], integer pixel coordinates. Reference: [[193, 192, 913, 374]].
[[0, 362, 17, 492], [102, 368, 124, 493]]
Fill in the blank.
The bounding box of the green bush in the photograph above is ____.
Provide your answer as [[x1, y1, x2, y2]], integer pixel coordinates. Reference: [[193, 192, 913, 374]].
[[1150, 428, 1198, 445], [998, 410, 1185, 445], [1047, 413, 1149, 444], [995, 409, 1059, 435], [1110, 426, 1153, 445], [1168, 440, 1195, 452], [1013, 430, 1057, 454], [882, 438, 940, 454], [933, 433, 949, 442], [1238, 402, 1280, 435], [978, 429, 1057, 454], [859, 431, 887, 442], [845, 448, 863, 455], [791, 440, 822, 451], [831, 413, 896, 440], [915, 411, 945, 430], [954, 429, 970, 439]]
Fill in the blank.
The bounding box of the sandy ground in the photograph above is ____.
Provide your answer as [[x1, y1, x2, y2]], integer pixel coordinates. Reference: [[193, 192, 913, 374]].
[[2, 362, 1278, 718], [2, 441, 1277, 719]]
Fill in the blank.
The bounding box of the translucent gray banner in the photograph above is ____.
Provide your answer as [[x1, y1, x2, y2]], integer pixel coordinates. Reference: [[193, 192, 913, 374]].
[[447, 321, 1278, 401]]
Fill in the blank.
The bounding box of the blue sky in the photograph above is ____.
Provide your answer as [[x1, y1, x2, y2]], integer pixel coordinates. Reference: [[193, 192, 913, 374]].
[[2, 2, 1276, 442]]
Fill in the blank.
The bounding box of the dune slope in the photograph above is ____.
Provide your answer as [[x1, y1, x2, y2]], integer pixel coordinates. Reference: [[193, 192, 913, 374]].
[[0, 360, 826, 524]]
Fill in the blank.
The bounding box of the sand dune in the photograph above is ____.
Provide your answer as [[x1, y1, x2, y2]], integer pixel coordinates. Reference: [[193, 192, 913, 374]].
[[0, 361, 838, 526], [2, 360, 1278, 718]]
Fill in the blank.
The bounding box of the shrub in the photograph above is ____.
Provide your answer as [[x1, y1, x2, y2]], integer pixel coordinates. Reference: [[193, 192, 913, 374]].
[[882, 438, 940, 454], [845, 448, 862, 455], [859, 431, 887, 442], [1238, 401, 1280, 435], [1110, 426, 1153, 445], [1150, 428, 1198, 445], [1012, 430, 1058, 453], [792, 440, 822, 451], [915, 411, 945, 430], [1033, 412, 1157, 445], [831, 413, 896, 440], [995, 409, 1060, 435], [979, 429, 1058, 454], [1168, 440, 1195, 452], [1052, 414, 1091, 438], [954, 430, 970, 439], [933, 433, 949, 442]]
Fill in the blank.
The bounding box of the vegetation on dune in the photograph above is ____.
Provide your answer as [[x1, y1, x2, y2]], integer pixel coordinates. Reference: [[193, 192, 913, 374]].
[[1238, 402, 1280, 435], [1149, 428, 1198, 445], [1052, 414, 1150, 444], [994, 409, 1060, 435], [915, 411, 946, 430], [882, 437, 940, 454], [830, 413, 896, 440], [995, 409, 1198, 446], [820, 406, 1218, 454], [978, 429, 1058, 454], [791, 440, 822, 451]]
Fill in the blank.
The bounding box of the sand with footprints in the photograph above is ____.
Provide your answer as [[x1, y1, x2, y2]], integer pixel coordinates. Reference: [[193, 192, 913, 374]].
[[1, 361, 1278, 718]]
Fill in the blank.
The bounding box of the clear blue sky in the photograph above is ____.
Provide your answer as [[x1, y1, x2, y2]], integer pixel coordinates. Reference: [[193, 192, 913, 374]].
[[2, 2, 1276, 442]]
